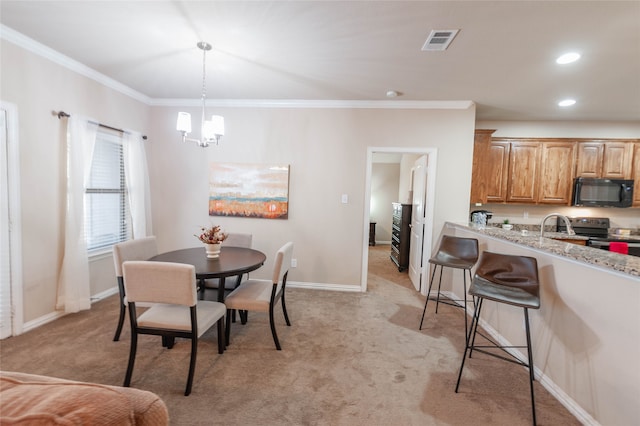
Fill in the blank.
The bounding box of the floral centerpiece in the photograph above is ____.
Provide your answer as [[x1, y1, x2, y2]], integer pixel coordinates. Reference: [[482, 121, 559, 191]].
[[195, 225, 228, 244], [195, 225, 227, 258]]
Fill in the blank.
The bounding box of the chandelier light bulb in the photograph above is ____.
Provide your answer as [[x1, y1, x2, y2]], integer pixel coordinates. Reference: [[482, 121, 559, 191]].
[[176, 41, 224, 147]]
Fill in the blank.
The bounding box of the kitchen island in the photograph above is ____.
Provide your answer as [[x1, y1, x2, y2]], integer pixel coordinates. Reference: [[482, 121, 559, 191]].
[[437, 222, 639, 426], [467, 224, 640, 277]]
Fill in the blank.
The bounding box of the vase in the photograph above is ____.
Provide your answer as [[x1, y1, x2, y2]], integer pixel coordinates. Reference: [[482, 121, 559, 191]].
[[502, 224, 513, 231], [205, 243, 222, 258]]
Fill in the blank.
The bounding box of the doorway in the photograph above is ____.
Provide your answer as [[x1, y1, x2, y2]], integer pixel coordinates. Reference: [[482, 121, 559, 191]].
[[361, 147, 437, 295], [1, 101, 23, 338]]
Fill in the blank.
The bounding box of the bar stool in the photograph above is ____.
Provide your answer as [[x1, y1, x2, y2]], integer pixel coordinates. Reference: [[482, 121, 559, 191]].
[[455, 251, 540, 426], [419, 235, 478, 340]]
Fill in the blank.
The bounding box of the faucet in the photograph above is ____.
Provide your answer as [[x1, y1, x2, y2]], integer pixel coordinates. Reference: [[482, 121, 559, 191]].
[[540, 213, 576, 238]]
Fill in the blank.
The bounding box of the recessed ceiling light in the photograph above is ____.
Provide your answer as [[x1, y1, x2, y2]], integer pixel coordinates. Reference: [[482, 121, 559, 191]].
[[558, 99, 576, 107], [556, 52, 581, 64]]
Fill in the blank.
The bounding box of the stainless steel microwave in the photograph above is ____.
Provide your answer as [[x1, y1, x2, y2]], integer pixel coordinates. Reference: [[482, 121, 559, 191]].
[[571, 177, 634, 208]]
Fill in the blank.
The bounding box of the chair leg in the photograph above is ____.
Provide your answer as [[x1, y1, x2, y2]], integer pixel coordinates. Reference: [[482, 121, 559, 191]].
[[217, 316, 225, 354], [281, 291, 291, 326], [434, 266, 444, 314], [455, 298, 483, 393], [462, 269, 468, 344], [419, 265, 439, 329], [113, 303, 126, 341], [184, 336, 198, 396], [239, 310, 248, 324], [225, 310, 232, 346], [162, 336, 175, 349], [524, 308, 537, 425], [123, 332, 138, 387], [197, 278, 205, 300], [269, 303, 282, 350], [468, 298, 483, 358]]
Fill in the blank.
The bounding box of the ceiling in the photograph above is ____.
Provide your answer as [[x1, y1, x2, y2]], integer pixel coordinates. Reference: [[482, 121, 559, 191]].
[[1, 1, 639, 122]]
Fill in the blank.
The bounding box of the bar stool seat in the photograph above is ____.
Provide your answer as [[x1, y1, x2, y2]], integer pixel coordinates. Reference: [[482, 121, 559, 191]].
[[455, 251, 540, 426], [419, 235, 479, 340]]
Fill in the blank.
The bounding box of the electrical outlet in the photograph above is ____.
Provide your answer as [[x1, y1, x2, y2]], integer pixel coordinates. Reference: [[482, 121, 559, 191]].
[[523, 211, 529, 219], [291, 258, 297, 268]]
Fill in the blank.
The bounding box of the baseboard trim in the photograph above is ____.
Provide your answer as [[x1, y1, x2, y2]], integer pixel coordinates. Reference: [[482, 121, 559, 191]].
[[22, 287, 119, 334], [288, 280, 362, 292]]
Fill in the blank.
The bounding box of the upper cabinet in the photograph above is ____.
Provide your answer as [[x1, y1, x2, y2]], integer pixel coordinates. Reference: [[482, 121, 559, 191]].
[[470, 132, 638, 207], [575, 140, 634, 179], [506, 141, 540, 203], [537, 141, 577, 204]]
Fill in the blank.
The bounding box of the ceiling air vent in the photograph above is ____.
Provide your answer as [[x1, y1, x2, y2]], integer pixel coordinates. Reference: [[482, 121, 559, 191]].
[[422, 29, 459, 51]]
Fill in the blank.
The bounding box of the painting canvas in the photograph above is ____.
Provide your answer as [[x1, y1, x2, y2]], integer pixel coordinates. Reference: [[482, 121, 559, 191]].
[[209, 163, 290, 219]]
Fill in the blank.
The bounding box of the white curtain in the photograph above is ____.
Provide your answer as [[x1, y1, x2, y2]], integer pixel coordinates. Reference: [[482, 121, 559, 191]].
[[123, 130, 152, 238], [56, 115, 97, 313]]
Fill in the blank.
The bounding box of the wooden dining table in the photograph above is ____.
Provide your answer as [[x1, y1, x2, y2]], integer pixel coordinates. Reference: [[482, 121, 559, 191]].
[[148, 246, 266, 302]]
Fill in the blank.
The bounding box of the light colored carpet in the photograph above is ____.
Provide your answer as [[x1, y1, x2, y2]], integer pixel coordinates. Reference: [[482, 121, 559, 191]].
[[0, 245, 580, 425]]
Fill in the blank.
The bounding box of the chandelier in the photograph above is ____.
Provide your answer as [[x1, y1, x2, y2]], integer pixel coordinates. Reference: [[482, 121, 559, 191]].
[[176, 41, 224, 148]]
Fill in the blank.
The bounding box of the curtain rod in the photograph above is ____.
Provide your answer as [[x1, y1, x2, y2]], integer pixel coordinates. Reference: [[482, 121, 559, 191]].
[[56, 111, 147, 140]]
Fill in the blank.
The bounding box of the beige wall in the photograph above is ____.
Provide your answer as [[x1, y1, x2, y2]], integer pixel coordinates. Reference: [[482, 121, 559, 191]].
[[370, 163, 400, 242], [2, 37, 476, 325], [474, 120, 640, 230], [1, 40, 150, 322], [147, 106, 476, 287]]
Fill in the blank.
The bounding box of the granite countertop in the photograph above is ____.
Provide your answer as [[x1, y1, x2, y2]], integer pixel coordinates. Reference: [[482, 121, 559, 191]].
[[456, 223, 640, 278]]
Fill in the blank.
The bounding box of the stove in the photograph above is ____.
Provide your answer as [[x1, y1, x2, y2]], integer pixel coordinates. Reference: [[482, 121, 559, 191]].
[[557, 216, 640, 257], [556, 216, 609, 237]]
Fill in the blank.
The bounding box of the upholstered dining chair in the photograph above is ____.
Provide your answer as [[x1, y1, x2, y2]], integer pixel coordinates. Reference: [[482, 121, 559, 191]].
[[224, 241, 294, 350], [112, 236, 158, 341], [122, 260, 226, 396], [199, 233, 253, 300]]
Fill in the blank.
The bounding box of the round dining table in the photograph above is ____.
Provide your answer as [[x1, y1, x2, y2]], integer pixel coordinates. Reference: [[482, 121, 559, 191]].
[[149, 246, 266, 302]]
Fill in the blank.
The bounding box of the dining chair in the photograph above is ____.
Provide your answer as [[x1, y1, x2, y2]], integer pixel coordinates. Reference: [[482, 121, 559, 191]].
[[199, 233, 253, 300], [224, 241, 294, 350], [112, 236, 158, 341], [122, 260, 226, 396]]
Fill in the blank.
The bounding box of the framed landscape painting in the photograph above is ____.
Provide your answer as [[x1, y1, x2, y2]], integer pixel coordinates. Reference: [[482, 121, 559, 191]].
[[209, 163, 290, 219]]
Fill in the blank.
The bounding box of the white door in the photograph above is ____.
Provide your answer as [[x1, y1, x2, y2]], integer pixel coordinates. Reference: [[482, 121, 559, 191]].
[[1, 109, 12, 339], [408, 155, 428, 291]]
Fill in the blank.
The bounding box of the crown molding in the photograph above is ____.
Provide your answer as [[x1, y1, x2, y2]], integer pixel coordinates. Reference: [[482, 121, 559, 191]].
[[1, 24, 151, 105], [152, 98, 474, 110], [2, 24, 473, 111]]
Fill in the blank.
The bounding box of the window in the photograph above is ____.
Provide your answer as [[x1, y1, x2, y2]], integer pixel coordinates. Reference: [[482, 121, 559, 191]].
[[84, 128, 131, 252]]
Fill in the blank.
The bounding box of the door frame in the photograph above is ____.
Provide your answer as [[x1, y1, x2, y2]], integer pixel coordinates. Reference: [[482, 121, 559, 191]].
[[361, 146, 437, 293], [1, 101, 23, 337]]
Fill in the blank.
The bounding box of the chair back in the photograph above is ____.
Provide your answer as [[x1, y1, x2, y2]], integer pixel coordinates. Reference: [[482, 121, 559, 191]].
[[475, 251, 539, 297], [113, 236, 158, 277], [438, 235, 479, 263], [222, 233, 252, 248], [122, 261, 197, 306], [272, 242, 294, 287]]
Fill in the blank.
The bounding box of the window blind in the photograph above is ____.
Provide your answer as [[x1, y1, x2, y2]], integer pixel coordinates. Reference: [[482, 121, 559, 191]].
[[84, 128, 131, 252]]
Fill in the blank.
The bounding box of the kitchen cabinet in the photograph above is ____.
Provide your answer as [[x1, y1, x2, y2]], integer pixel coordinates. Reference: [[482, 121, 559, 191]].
[[470, 133, 638, 207], [470, 129, 507, 204], [633, 143, 640, 207], [506, 141, 540, 203], [537, 141, 577, 204], [575, 141, 634, 179]]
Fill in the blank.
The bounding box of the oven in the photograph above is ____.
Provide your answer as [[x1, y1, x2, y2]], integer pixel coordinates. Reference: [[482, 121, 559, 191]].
[[556, 216, 640, 258]]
